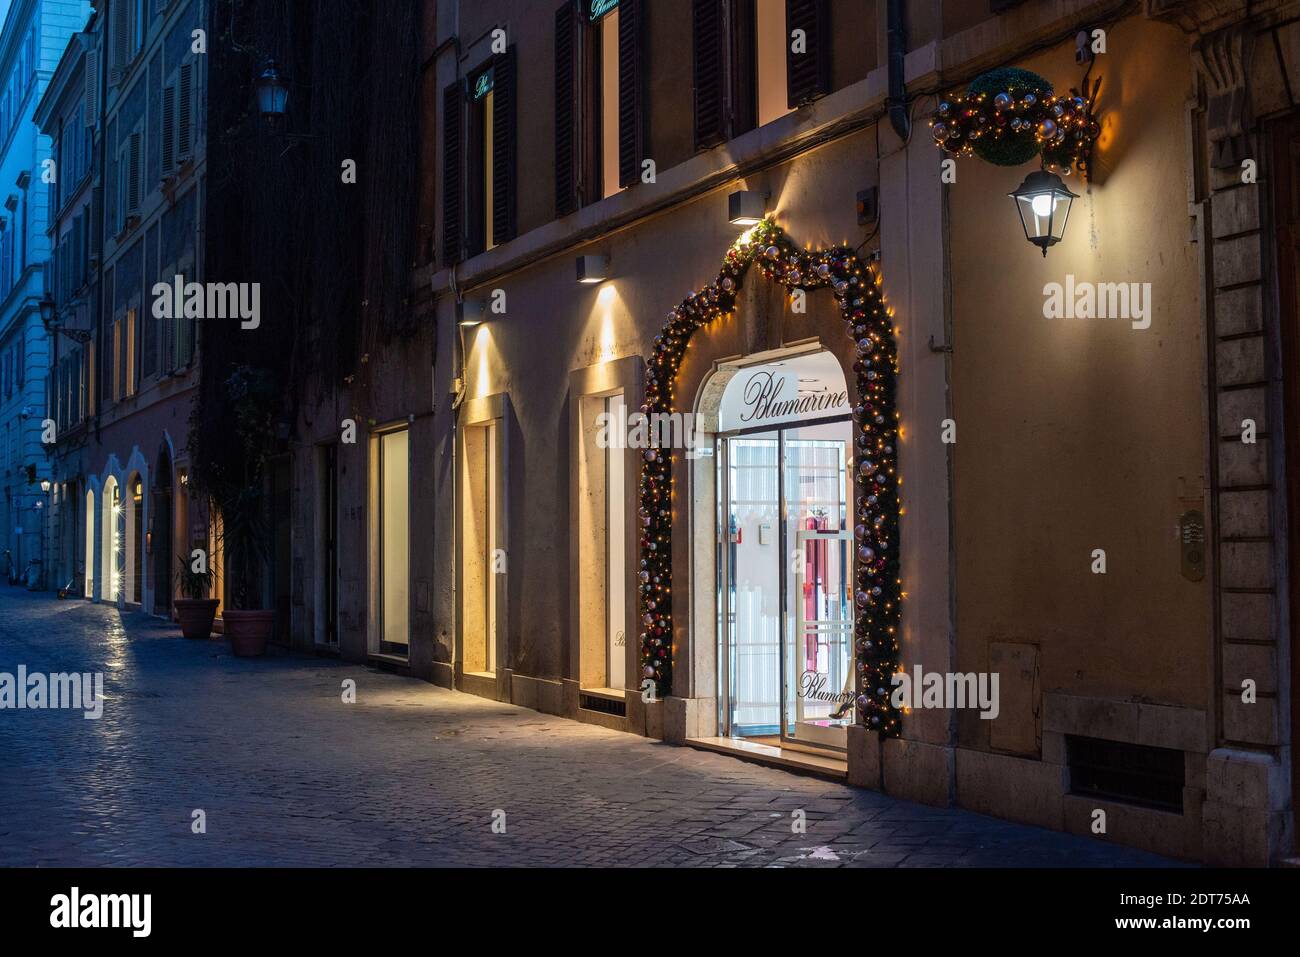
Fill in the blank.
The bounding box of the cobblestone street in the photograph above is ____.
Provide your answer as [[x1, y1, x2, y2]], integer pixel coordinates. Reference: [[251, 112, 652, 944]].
[[0, 589, 1180, 867]]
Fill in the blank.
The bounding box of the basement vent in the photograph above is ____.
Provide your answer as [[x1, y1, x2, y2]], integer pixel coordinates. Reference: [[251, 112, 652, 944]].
[[1066, 735, 1185, 813], [580, 693, 626, 718]]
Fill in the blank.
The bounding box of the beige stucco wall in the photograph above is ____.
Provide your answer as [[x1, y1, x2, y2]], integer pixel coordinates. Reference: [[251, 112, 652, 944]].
[[948, 15, 1210, 749]]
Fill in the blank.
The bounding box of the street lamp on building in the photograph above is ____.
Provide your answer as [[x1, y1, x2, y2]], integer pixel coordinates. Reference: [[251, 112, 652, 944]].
[[255, 60, 290, 123], [39, 295, 56, 329], [1009, 170, 1078, 257]]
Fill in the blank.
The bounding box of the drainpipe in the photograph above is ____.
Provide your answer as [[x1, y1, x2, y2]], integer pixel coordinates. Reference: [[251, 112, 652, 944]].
[[886, 0, 910, 142]]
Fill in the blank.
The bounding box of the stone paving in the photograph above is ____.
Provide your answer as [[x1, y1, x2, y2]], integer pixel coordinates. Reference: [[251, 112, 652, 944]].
[[0, 588, 1181, 867]]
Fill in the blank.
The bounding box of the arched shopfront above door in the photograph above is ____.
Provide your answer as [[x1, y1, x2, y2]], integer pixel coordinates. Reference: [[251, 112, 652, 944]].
[[636, 219, 903, 738]]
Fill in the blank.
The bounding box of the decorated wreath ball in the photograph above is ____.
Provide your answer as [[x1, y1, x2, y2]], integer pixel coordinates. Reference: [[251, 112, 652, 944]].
[[968, 67, 1054, 167]]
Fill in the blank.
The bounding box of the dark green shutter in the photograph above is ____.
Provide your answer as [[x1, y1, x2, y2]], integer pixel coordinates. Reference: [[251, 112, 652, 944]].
[[786, 0, 830, 108], [442, 81, 463, 265], [492, 46, 518, 244], [693, 0, 725, 150], [617, 0, 647, 188], [554, 0, 578, 215]]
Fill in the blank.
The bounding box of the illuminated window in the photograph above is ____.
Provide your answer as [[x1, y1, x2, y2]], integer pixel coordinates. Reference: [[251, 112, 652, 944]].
[[598, 7, 621, 199], [469, 64, 496, 253], [754, 0, 790, 127], [377, 429, 410, 655]]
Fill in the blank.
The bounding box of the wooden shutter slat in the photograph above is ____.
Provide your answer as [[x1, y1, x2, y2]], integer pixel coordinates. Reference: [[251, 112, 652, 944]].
[[178, 63, 193, 158], [84, 48, 99, 126], [492, 46, 518, 244], [786, 0, 830, 108], [442, 81, 464, 265], [162, 84, 176, 172], [618, 0, 646, 188], [128, 133, 141, 212], [554, 0, 578, 216], [693, 0, 725, 150]]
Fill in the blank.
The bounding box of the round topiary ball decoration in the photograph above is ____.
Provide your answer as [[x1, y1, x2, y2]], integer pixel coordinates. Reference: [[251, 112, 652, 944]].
[[968, 67, 1054, 166]]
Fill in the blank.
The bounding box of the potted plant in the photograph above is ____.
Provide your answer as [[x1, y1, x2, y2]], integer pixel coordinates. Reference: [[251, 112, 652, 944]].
[[191, 365, 279, 658], [173, 554, 219, 639], [216, 483, 274, 657]]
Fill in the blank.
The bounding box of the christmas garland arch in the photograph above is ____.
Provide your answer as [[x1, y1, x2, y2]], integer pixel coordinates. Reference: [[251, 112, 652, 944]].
[[637, 219, 903, 737]]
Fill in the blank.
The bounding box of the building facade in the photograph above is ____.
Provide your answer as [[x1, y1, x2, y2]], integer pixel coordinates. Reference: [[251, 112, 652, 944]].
[[36, 0, 207, 614], [258, 0, 1300, 866], [0, 0, 88, 586], [34, 7, 96, 597]]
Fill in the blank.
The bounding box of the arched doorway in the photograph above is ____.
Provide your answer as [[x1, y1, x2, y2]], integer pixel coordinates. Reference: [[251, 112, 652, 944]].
[[700, 348, 856, 751], [637, 220, 901, 742], [101, 476, 121, 602], [152, 446, 174, 618], [84, 488, 95, 598]]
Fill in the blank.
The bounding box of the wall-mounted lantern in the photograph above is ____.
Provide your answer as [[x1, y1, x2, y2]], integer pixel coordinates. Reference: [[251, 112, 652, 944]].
[[255, 60, 290, 122], [1009, 170, 1077, 257]]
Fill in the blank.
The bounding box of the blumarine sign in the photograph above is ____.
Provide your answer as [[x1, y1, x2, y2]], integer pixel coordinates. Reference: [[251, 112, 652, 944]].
[[589, 0, 619, 21], [738, 370, 849, 426], [716, 352, 852, 433]]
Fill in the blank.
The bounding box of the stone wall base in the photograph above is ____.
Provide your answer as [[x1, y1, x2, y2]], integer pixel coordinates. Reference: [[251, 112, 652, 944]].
[[1202, 747, 1293, 866]]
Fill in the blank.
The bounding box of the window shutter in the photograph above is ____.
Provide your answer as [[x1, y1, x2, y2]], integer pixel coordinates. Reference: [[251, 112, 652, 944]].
[[85, 48, 99, 125], [178, 63, 193, 159], [786, 0, 830, 108], [73, 215, 82, 287], [161, 83, 176, 171], [692, 0, 725, 150], [441, 81, 463, 265], [618, 0, 647, 188], [128, 133, 141, 212], [90, 186, 102, 258], [492, 46, 518, 245], [112, 4, 128, 81], [554, 0, 578, 216]]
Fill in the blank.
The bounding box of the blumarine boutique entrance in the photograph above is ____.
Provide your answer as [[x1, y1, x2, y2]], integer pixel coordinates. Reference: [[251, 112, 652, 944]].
[[708, 349, 855, 755]]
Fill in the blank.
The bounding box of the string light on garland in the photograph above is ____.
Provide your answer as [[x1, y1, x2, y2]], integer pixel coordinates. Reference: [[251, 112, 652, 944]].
[[638, 219, 903, 737], [929, 67, 1101, 179]]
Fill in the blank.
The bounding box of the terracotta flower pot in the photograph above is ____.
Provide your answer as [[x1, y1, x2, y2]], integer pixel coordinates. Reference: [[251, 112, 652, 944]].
[[174, 598, 220, 640], [224, 609, 275, 657]]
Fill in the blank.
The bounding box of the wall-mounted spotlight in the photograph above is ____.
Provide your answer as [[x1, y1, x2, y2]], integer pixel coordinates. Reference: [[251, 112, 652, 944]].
[[458, 299, 486, 328], [728, 190, 768, 227], [1009, 170, 1078, 257], [576, 254, 609, 284]]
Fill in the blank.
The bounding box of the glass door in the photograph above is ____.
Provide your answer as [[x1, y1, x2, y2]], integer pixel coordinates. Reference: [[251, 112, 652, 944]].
[[720, 431, 782, 738], [782, 422, 854, 749], [718, 419, 854, 750]]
